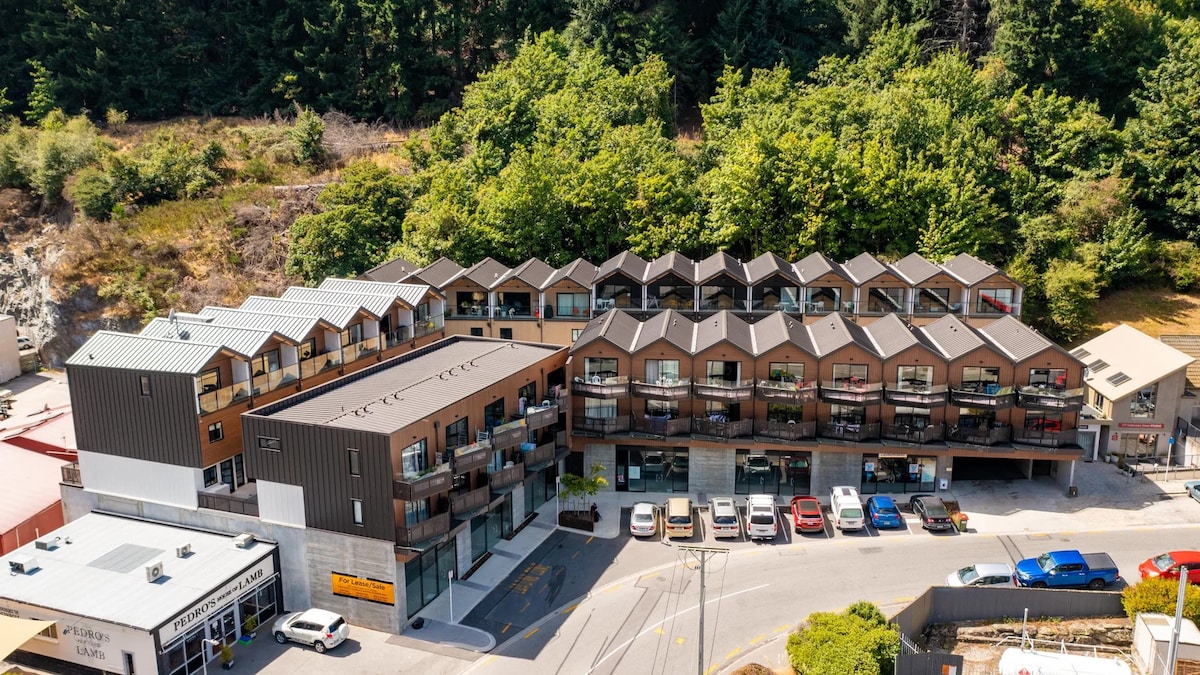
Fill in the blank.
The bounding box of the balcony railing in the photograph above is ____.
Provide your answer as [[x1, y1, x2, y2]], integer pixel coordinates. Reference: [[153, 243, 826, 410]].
[[396, 512, 451, 547], [452, 304, 491, 318], [884, 382, 949, 407], [949, 385, 1016, 410], [573, 415, 630, 435], [881, 422, 945, 444], [451, 441, 491, 473], [819, 381, 884, 406], [521, 442, 556, 468], [691, 417, 753, 439], [393, 464, 451, 501], [631, 378, 692, 401], [197, 490, 259, 517], [383, 326, 411, 348], [820, 421, 881, 442], [450, 486, 491, 519], [555, 389, 569, 410], [571, 376, 630, 399], [61, 462, 81, 486], [1018, 386, 1085, 412], [632, 415, 691, 437], [754, 419, 817, 442], [1012, 427, 1078, 447], [693, 378, 754, 403], [488, 462, 525, 491], [756, 379, 818, 404], [342, 335, 381, 363], [413, 315, 445, 339], [299, 353, 341, 379], [198, 381, 251, 414], [747, 298, 803, 314], [525, 403, 559, 430], [491, 419, 529, 449], [252, 363, 300, 396], [947, 423, 1013, 445]]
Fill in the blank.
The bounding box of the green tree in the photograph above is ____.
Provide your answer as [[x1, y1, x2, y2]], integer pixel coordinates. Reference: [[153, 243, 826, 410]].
[[989, 0, 1100, 99], [787, 602, 898, 675], [24, 60, 56, 124], [558, 462, 608, 513], [1041, 258, 1098, 341], [72, 167, 117, 219], [1122, 577, 1200, 625], [288, 105, 325, 167]]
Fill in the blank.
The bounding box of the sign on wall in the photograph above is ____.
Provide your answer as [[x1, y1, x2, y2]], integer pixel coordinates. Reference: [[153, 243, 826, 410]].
[[1118, 422, 1164, 429], [331, 573, 395, 605], [159, 554, 276, 644], [0, 601, 150, 672]]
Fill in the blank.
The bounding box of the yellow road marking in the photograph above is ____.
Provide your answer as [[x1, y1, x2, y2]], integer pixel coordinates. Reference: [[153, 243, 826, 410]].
[[726, 647, 742, 659], [563, 603, 579, 614], [893, 596, 915, 604], [586, 536, 594, 545], [524, 627, 539, 639], [705, 666, 718, 675], [501, 623, 511, 634], [749, 634, 766, 644], [775, 623, 791, 633], [676, 637, 686, 645], [479, 656, 496, 667], [654, 628, 664, 635], [603, 585, 622, 594]]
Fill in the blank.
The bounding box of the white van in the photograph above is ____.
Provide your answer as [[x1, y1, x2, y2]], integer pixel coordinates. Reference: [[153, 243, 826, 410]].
[[829, 486, 865, 531], [745, 494, 778, 540]]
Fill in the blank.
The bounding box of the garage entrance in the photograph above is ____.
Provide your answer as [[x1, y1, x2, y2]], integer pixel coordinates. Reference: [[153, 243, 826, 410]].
[[950, 456, 1030, 481]]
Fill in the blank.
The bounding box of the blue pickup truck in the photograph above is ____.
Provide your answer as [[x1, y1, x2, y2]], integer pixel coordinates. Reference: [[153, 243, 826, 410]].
[[1014, 550, 1120, 590]]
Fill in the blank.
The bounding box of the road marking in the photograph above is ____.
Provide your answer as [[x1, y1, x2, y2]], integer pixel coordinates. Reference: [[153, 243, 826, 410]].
[[572, 551, 580, 559], [524, 627, 539, 639], [749, 634, 766, 644], [893, 596, 915, 604], [705, 666, 718, 675], [775, 624, 791, 633], [521, 601, 530, 612], [501, 623, 511, 634], [603, 585, 622, 594], [586, 584, 770, 673], [586, 536, 594, 545], [725, 647, 741, 659], [654, 628, 664, 635], [563, 603, 579, 614], [676, 637, 686, 645], [479, 656, 496, 667]]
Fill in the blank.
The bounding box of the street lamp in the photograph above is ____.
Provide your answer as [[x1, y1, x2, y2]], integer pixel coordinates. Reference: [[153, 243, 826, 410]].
[[200, 638, 222, 675], [555, 476, 561, 530]]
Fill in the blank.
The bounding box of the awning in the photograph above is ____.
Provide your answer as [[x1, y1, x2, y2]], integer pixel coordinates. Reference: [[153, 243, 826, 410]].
[[0, 615, 57, 660]]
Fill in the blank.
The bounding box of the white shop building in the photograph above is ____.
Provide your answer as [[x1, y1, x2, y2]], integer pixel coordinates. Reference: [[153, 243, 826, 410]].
[[0, 513, 280, 675]]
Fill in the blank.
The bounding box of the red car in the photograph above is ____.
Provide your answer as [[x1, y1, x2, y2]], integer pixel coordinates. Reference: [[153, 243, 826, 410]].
[[790, 496, 824, 533], [1139, 551, 1200, 583]]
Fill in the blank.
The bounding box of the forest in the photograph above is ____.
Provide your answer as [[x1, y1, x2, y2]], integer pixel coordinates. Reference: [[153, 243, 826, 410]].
[[2, 0, 1200, 343]]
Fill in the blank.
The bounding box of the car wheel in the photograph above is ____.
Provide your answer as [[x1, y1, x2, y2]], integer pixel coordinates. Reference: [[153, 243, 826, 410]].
[[1032, 581, 1048, 589], [314, 641, 327, 653], [274, 632, 287, 644], [1088, 578, 1106, 590]]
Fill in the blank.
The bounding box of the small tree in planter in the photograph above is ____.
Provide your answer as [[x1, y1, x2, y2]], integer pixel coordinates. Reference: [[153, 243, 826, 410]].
[[219, 642, 235, 670], [558, 462, 607, 528], [241, 614, 257, 642]]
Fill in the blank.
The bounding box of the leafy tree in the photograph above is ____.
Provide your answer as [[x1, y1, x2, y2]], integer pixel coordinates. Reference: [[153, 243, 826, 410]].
[[787, 602, 898, 675], [989, 0, 1100, 99], [1156, 241, 1200, 292], [1122, 577, 1200, 625], [24, 60, 56, 124], [558, 462, 608, 513], [1041, 258, 1098, 341]]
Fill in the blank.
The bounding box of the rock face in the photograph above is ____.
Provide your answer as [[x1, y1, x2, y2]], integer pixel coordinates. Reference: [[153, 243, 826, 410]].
[[925, 617, 1134, 650]]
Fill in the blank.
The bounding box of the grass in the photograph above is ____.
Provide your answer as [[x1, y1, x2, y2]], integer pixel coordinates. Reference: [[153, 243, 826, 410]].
[[1081, 286, 1200, 344]]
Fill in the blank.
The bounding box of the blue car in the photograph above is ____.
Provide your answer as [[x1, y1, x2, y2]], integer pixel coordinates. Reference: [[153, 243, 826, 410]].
[[866, 495, 903, 529]]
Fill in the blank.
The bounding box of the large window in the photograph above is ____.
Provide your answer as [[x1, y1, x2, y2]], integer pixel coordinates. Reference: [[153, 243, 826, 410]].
[[401, 439, 427, 476], [977, 287, 1015, 314], [805, 287, 840, 312], [700, 277, 743, 310], [584, 398, 617, 418], [584, 357, 618, 380], [706, 360, 741, 383], [404, 539, 458, 618], [404, 498, 429, 525], [299, 338, 316, 360], [1029, 368, 1067, 390], [831, 404, 865, 424], [456, 291, 488, 315], [860, 454, 936, 494], [832, 363, 869, 386], [647, 278, 692, 310], [768, 362, 805, 383], [341, 323, 363, 346], [556, 292, 590, 317], [867, 287, 905, 313], [754, 284, 801, 312], [645, 359, 680, 383], [251, 349, 280, 376], [916, 288, 952, 313], [445, 417, 469, 450], [485, 399, 505, 429], [199, 367, 221, 392], [897, 365, 933, 387], [646, 400, 679, 417], [497, 291, 531, 317], [1131, 384, 1157, 418], [596, 280, 639, 309], [961, 366, 1001, 391]]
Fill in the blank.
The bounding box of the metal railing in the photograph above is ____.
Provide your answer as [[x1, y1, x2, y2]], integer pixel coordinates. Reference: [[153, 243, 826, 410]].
[[882, 422, 945, 443], [251, 363, 300, 395], [491, 419, 528, 449], [947, 423, 1013, 445], [451, 442, 491, 473], [61, 462, 81, 486], [820, 421, 881, 441], [197, 490, 259, 517], [632, 415, 691, 437], [393, 464, 451, 501], [395, 512, 451, 546], [450, 487, 490, 518], [630, 378, 692, 400], [573, 415, 630, 435], [488, 463, 525, 490], [754, 418, 817, 441], [571, 376, 630, 398], [197, 381, 251, 414], [755, 379, 818, 404], [692, 417, 753, 439], [525, 403, 559, 430]]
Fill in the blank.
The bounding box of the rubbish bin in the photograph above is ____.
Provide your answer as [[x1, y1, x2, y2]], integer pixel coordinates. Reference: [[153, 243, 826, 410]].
[[954, 513, 969, 533], [1067, 485, 1078, 498]]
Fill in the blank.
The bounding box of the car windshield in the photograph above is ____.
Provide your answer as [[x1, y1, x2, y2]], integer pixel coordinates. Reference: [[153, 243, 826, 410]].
[[958, 566, 980, 584], [841, 508, 863, 519], [714, 515, 737, 525], [875, 503, 898, 515], [748, 457, 768, 468], [329, 617, 345, 631], [668, 515, 691, 524], [750, 514, 774, 525], [1036, 553, 1054, 571], [1152, 553, 1175, 571], [633, 513, 653, 523]]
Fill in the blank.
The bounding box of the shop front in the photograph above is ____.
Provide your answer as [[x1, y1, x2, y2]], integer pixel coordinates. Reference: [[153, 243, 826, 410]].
[[860, 453, 937, 494], [615, 445, 689, 493], [734, 449, 813, 496]]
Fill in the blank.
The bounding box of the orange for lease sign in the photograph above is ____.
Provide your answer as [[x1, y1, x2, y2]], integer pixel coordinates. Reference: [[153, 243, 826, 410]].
[[331, 573, 395, 604]]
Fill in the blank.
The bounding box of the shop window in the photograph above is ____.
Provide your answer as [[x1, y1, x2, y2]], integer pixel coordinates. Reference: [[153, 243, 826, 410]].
[[405, 539, 458, 618], [470, 327, 484, 337], [139, 374, 152, 397], [1130, 384, 1157, 418], [861, 455, 935, 494], [348, 448, 361, 477], [208, 422, 224, 443], [645, 359, 680, 383], [734, 449, 781, 495], [401, 439, 427, 476], [445, 417, 469, 450], [584, 357, 618, 380]]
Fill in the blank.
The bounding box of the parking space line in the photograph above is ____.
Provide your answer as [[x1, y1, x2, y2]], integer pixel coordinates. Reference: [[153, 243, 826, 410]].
[[749, 634, 766, 644], [524, 627, 539, 639], [726, 647, 741, 659], [586, 536, 594, 545], [571, 550, 580, 559], [501, 623, 511, 634], [521, 601, 530, 612], [654, 627, 664, 635]]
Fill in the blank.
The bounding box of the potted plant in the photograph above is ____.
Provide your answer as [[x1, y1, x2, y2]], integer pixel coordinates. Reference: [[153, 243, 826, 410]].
[[219, 642, 235, 670], [241, 614, 257, 641]]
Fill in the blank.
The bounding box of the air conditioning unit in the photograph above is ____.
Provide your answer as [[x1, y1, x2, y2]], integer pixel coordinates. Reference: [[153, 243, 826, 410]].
[[34, 537, 59, 551], [145, 560, 165, 582], [175, 543, 192, 558], [232, 533, 254, 549], [9, 555, 38, 575]]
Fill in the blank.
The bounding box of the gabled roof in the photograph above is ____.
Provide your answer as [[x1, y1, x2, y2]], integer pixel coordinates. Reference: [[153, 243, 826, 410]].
[[570, 310, 643, 353], [544, 258, 599, 289], [239, 296, 377, 329], [1077, 325, 1194, 401], [940, 253, 1005, 286], [408, 257, 465, 288], [750, 312, 816, 356], [792, 252, 847, 284], [807, 312, 877, 357], [359, 256, 416, 283], [198, 307, 336, 343], [1159, 335, 1200, 390], [645, 252, 697, 284], [918, 314, 987, 360], [498, 258, 556, 289], [696, 252, 748, 285], [317, 278, 442, 306], [459, 257, 512, 289], [862, 313, 940, 359], [66, 332, 236, 374], [631, 310, 694, 353], [594, 251, 649, 283], [840, 253, 888, 285], [140, 318, 286, 358], [889, 253, 943, 285], [692, 311, 754, 356], [745, 252, 801, 285], [975, 314, 1056, 362], [281, 286, 402, 317]]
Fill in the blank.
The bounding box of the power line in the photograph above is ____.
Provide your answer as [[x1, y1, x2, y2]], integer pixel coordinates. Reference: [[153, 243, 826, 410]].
[[678, 545, 729, 675]]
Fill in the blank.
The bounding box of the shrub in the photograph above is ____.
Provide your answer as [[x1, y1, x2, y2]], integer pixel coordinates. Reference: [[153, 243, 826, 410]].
[[732, 665, 775, 675], [288, 105, 325, 167], [1157, 241, 1200, 292], [19, 115, 102, 201], [787, 602, 898, 675], [72, 168, 117, 219], [1122, 577, 1200, 624]]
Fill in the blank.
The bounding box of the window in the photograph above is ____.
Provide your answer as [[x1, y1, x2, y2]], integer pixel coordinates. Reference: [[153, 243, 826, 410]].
[[348, 448, 361, 477], [647, 277, 691, 310], [977, 287, 1015, 314], [485, 399, 505, 429], [961, 367, 1000, 391], [497, 291, 531, 316], [456, 290, 488, 315], [584, 398, 617, 418], [767, 403, 803, 422], [405, 498, 429, 525], [754, 284, 800, 311], [706, 360, 741, 383], [705, 400, 738, 420], [257, 436, 281, 452], [470, 327, 484, 337], [768, 362, 805, 383], [584, 357, 618, 380], [401, 439, 427, 476], [831, 404, 864, 424], [1024, 413, 1063, 434], [499, 328, 513, 340], [893, 406, 931, 429], [832, 363, 868, 386], [700, 277, 742, 310], [519, 382, 537, 405], [596, 280, 639, 308], [571, 329, 583, 341], [199, 368, 221, 392], [897, 365, 933, 388], [555, 292, 589, 317], [805, 286, 841, 310], [351, 499, 363, 526], [916, 288, 951, 312], [299, 337, 317, 361], [867, 287, 905, 313], [208, 422, 223, 443], [445, 417, 469, 451], [646, 400, 679, 417], [251, 349, 280, 376], [341, 323, 363, 346], [139, 375, 152, 397], [1131, 384, 1157, 418], [1092, 390, 1106, 409], [32, 620, 57, 640], [203, 465, 219, 487], [1029, 368, 1067, 390], [645, 359, 680, 383]]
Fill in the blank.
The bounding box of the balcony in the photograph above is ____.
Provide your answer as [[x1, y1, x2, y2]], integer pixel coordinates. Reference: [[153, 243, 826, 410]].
[[61, 462, 81, 486], [756, 379, 818, 405], [754, 419, 817, 442], [1012, 427, 1078, 448], [393, 463, 451, 501], [521, 442, 556, 469], [947, 422, 1012, 446], [573, 415, 630, 435], [525, 403, 559, 430], [691, 417, 753, 439], [632, 415, 691, 437], [820, 421, 881, 442], [251, 363, 300, 396], [383, 326, 411, 349], [819, 380, 884, 406], [949, 385, 1016, 410], [555, 389, 569, 409], [693, 378, 754, 403], [413, 315, 445, 339], [631, 378, 692, 401], [1018, 386, 1085, 412], [450, 486, 491, 519], [451, 441, 491, 473], [881, 422, 945, 444], [572, 376, 629, 399], [396, 512, 451, 547], [343, 335, 381, 363], [197, 381, 251, 414], [299, 353, 341, 379], [488, 462, 525, 491], [197, 490, 259, 517], [491, 419, 529, 449], [451, 304, 491, 318], [884, 382, 949, 407]]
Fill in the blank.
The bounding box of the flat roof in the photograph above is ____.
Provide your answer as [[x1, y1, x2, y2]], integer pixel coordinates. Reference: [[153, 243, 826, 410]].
[[0, 444, 67, 532], [257, 338, 565, 433], [0, 513, 275, 631]]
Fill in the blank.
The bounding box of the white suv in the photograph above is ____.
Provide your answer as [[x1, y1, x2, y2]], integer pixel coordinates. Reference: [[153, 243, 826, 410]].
[[273, 608, 350, 652], [744, 494, 778, 540], [708, 497, 740, 538]]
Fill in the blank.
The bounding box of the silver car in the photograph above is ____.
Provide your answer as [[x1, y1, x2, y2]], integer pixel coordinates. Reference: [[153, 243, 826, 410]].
[[273, 608, 350, 652], [946, 563, 1015, 588]]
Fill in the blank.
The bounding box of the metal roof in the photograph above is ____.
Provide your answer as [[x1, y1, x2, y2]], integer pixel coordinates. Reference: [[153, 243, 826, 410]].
[[1159, 335, 1200, 389], [544, 258, 598, 289], [889, 253, 942, 285], [692, 311, 754, 355], [750, 312, 816, 356], [409, 257, 465, 288], [457, 257, 512, 289], [197, 307, 334, 343], [840, 253, 889, 285], [631, 310, 694, 353], [239, 296, 376, 329], [940, 253, 1004, 286], [696, 252, 748, 284], [975, 314, 1058, 363], [0, 513, 276, 632], [0, 443, 67, 533], [317, 278, 440, 306], [862, 313, 941, 359], [281, 286, 399, 317], [807, 312, 877, 357], [360, 256, 416, 283], [918, 314, 988, 360], [792, 252, 847, 284], [498, 258, 556, 289], [1078, 325, 1194, 401], [140, 318, 282, 358], [570, 310, 642, 352], [645, 252, 697, 284], [744, 252, 801, 285], [594, 251, 649, 283], [261, 339, 564, 432], [66, 332, 232, 375]]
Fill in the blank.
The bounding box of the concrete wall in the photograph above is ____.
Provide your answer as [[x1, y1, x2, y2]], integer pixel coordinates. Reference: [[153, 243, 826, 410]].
[[305, 528, 401, 634], [891, 585, 1125, 641], [813, 451, 863, 499], [584, 442, 616, 492], [0, 316, 21, 383], [688, 446, 733, 499]]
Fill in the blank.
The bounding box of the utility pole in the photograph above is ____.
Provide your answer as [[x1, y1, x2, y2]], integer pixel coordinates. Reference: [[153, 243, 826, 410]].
[[678, 545, 729, 675], [1168, 565, 1188, 674]]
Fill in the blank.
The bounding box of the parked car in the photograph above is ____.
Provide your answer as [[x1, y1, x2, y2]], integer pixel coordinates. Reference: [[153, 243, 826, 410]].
[[273, 608, 350, 653], [946, 563, 1015, 588], [909, 494, 953, 531], [629, 502, 659, 537], [745, 494, 778, 540], [829, 485, 865, 532], [664, 497, 693, 539], [866, 495, 903, 529], [1139, 550, 1200, 583], [789, 495, 824, 533], [670, 455, 689, 477], [745, 455, 772, 477], [1013, 550, 1120, 590], [16, 336, 33, 351], [1186, 480, 1200, 504], [708, 497, 740, 538], [643, 453, 666, 478]]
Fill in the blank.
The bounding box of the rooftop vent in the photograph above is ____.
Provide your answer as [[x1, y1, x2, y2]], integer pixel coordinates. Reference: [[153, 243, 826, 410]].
[[1070, 347, 1091, 359], [9, 555, 39, 575], [145, 560, 165, 582], [232, 533, 255, 549], [34, 536, 60, 551], [1087, 359, 1110, 373]]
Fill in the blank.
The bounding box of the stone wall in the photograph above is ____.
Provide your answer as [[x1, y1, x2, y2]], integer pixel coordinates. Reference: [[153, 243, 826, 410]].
[[926, 618, 1134, 650]]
